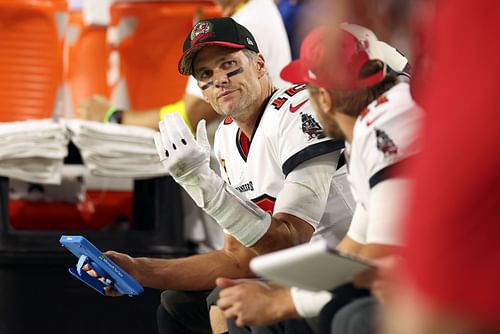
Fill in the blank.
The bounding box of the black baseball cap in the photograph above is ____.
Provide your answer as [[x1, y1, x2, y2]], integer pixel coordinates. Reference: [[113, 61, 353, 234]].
[[178, 17, 260, 76]]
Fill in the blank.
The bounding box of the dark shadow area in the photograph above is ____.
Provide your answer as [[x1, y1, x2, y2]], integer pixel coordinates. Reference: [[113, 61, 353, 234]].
[[0, 173, 194, 333]]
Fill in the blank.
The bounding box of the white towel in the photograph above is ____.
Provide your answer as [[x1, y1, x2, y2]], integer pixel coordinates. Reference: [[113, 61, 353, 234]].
[[0, 119, 68, 184], [67, 119, 157, 142], [72, 136, 157, 155], [67, 119, 168, 179], [0, 158, 64, 184], [0, 119, 65, 135]]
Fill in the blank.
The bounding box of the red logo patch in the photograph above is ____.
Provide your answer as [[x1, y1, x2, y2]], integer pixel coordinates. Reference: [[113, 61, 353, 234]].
[[253, 195, 276, 215]]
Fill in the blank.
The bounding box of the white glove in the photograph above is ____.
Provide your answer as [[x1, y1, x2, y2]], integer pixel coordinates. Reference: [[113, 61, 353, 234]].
[[154, 113, 223, 207], [154, 113, 271, 247]]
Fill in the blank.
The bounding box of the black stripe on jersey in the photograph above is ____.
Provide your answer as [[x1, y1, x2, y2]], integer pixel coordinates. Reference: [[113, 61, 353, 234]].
[[252, 194, 277, 203], [282, 139, 345, 176], [336, 152, 346, 170], [368, 156, 417, 189]]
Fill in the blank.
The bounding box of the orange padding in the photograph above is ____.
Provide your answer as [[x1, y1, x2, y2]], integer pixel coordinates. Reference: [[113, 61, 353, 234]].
[[109, 1, 221, 110], [9, 191, 133, 231], [66, 10, 110, 113], [0, 0, 67, 121]]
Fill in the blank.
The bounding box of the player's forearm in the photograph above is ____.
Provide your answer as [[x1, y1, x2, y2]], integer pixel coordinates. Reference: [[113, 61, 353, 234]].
[[132, 250, 255, 291], [119, 95, 214, 131], [250, 213, 314, 255], [122, 109, 161, 130], [336, 235, 363, 254], [269, 285, 301, 321], [357, 244, 401, 261]]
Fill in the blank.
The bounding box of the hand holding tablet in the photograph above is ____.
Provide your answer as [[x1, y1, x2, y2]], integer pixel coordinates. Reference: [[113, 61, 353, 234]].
[[60, 235, 144, 297]]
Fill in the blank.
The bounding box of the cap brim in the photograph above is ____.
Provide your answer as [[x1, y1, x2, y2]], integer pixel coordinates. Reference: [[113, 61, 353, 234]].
[[280, 59, 310, 85], [178, 41, 246, 75]]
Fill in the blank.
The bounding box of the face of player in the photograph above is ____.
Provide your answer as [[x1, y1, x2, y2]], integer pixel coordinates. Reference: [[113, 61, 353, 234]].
[[307, 86, 345, 140], [193, 45, 263, 119]]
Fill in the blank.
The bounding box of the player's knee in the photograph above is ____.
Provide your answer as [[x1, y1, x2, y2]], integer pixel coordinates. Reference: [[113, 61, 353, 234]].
[[161, 290, 191, 315]]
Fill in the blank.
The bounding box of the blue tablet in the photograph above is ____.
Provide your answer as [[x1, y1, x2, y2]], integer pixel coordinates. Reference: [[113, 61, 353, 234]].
[[60, 235, 144, 297]]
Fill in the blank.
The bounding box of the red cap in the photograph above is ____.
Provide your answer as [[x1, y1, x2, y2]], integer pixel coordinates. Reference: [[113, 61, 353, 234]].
[[280, 24, 387, 90]]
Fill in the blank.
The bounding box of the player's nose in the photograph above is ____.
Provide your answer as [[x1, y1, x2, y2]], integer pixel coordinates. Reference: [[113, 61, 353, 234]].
[[213, 71, 230, 88]]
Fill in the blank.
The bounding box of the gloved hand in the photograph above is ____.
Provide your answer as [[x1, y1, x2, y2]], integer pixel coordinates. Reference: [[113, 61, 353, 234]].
[[154, 113, 271, 247], [154, 113, 224, 207]]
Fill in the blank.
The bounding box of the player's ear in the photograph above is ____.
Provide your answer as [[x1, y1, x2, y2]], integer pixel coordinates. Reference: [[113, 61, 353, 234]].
[[318, 87, 333, 115], [254, 53, 266, 78]]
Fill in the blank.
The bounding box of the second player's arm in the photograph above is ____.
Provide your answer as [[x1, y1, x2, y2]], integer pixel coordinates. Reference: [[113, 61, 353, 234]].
[[77, 93, 218, 130], [121, 94, 218, 130]]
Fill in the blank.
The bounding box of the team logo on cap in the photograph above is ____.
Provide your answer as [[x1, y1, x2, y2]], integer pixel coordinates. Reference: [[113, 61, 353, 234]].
[[191, 21, 213, 41]]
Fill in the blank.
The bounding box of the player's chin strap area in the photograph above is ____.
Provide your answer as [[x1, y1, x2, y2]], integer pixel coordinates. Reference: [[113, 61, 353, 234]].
[[155, 113, 270, 247]]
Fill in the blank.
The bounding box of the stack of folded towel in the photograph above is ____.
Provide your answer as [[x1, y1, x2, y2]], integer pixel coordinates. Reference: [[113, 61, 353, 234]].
[[67, 120, 167, 179], [0, 119, 68, 184]]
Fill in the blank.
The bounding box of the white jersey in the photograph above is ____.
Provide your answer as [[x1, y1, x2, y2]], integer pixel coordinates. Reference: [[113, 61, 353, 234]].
[[186, 0, 292, 98], [214, 84, 353, 243], [346, 82, 424, 244]]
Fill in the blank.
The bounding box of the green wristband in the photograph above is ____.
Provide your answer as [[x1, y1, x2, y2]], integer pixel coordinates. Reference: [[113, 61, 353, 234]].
[[104, 107, 117, 122], [104, 107, 123, 124]]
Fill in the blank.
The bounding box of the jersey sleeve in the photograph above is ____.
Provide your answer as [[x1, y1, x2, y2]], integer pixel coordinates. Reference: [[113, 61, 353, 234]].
[[269, 86, 344, 176], [366, 178, 411, 245], [346, 203, 369, 244], [359, 100, 423, 189], [274, 153, 336, 230]]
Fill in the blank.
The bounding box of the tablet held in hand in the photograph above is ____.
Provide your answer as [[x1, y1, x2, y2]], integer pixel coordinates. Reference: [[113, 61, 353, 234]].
[[60, 235, 144, 297]]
